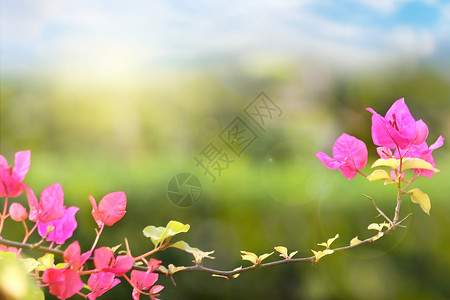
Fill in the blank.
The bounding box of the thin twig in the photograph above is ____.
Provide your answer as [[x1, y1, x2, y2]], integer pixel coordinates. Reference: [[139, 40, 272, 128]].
[[363, 194, 393, 225]]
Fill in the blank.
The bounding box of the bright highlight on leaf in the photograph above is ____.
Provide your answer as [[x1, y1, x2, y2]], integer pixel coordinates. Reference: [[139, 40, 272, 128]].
[[240, 251, 274, 265], [407, 188, 431, 215], [143, 221, 190, 247]]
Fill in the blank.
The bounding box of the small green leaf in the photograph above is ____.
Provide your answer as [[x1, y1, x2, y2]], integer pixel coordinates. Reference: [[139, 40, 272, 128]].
[[22, 258, 40, 273], [367, 169, 395, 184], [311, 249, 334, 263], [168, 264, 186, 274], [367, 222, 390, 232], [350, 236, 361, 246], [402, 158, 439, 172], [170, 241, 215, 264], [318, 234, 339, 249], [158, 265, 168, 275], [36, 253, 54, 271], [142, 225, 166, 246], [274, 246, 288, 258], [371, 158, 399, 170], [258, 252, 274, 263], [407, 188, 431, 215], [143, 221, 190, 246], [240, 251, 258, 265]]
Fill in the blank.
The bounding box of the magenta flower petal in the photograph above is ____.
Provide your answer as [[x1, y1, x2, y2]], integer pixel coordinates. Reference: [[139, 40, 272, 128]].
[[38, 206, 79, 244], [87, 272, 120, 300], [414, 119, 429, 145], [0, 150, 30, 197], [13, 150, 31, 182], [42, 268, 84, 300], [9, 202, 28, 222], [367, 98, 422, 150], [316, 152, 344, 169], [317, 133, 367, 180], [39, 183, 64, 223]]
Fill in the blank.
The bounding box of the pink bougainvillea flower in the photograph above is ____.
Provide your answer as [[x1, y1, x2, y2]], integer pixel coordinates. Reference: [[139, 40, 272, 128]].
[[89, 191, 127, 227], [316, 133, 368, 180], [130, 259, 163, 300], [94, 247, 134, 276], [37, 206, 79, 244], [9, 202, 28, 222], [63, 241, 90, 270], [395, 136, 445, 178], [0, 150, 30, 198], [367, 98, 428, 150], [87, 272, 120, 300], [25, 183, 64, 223], [42, 268, 84, 299]]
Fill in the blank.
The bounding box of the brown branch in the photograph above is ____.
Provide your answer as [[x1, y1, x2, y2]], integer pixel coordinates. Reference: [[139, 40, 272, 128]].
[[0, 195, 411, 280]]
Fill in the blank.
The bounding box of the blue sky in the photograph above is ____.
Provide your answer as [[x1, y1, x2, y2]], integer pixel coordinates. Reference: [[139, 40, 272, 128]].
[[1, 0, 449, 78]]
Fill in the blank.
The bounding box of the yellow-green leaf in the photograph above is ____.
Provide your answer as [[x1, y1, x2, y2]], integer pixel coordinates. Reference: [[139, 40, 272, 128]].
[[368, 222, 390, 232], [311, 249, 334, 263], [240, 251, 258, 265], [36, 254, 54, 271], [274, 246, 288, 258], [168, 264, 186, 274], [143, 221, 190, 246], [371, 232, 384, 241], [318, 234, 339, 249], [22, 258, 40, 273], [407, 188, 431, 215], [258, 252, 274, 263], [371, 158, 400, 169], [367, 169, 395, 184], [170, 241, 215, 264], [402, 158, 439, 172], [350, 236, 361, 246]]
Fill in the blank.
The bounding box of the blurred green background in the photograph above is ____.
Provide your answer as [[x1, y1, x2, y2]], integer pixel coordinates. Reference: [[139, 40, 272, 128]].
[[1, 1, 450, 299]]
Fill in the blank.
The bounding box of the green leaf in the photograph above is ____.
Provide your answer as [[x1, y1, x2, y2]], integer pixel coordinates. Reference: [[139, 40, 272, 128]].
[[274, 246, 288, 258], [402, 158, 439, 172], [170, 241, 215, 263], [311, 249, 334, 263], [22, 258, 40, 273], [240, 251, 258, 265], [350, 236, 361, 246], [143, 221, 190, 246], [367, 169, 395, 184], [407, 188, 431, 215], [240, 251, 273, 265], [168, 264, 186, 274], [318, 234, 339, 249], [371, 158, 399, 169], [36, 253, 54, 271], [367, 222, 390, 232]]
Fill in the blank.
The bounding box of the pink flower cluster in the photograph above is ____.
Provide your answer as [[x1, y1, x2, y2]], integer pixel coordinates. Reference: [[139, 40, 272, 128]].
[[0, 151, 163, 299], [317, 98, 444, 180]]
